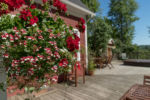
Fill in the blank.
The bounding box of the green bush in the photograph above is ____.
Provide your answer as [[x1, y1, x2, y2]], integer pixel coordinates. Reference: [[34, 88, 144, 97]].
[[88, 60, 96, 71]]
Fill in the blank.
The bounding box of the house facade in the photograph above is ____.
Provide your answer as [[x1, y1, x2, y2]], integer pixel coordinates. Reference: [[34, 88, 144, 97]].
[[3, 0, 95, 98], [9, 0, 95, 76]]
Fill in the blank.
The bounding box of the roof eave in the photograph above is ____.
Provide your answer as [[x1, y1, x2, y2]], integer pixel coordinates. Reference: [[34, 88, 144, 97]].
[[60, 0, 96, 17]]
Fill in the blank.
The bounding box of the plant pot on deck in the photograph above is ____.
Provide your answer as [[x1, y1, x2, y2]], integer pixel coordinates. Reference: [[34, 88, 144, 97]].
[[58, 74, 67, 83], [88, 70, 94, 76], [88, 60, 96, 76]]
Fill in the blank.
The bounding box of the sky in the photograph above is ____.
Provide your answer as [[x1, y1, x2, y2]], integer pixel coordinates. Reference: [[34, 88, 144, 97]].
[[99, 0, 150, 45]]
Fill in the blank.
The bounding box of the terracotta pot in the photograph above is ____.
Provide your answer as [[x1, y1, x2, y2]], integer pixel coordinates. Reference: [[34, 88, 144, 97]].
[[58, 74, 66, 83], [88, 70, 94, 76]]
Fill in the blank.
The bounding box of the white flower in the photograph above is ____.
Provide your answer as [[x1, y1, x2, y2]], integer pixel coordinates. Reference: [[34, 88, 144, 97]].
[[32, 23, 37, 27], [60, 48, 68, 53]]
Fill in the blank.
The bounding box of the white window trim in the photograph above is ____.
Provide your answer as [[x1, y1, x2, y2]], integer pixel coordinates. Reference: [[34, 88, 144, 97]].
[[73, 29, 80, 61]]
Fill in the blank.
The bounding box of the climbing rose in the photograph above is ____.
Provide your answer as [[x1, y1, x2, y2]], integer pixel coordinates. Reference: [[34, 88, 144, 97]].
[[74, 62, 81, 70], [42, 0, 48, 3], [66, 36, 75, 51], [82, 25, 86, 32], [51, 76, 58, 82], [76, 17, 86, 33], [30, 4, 36, 9], [60, 3, 67, 12], [73, 34, 80, 49], [0, 0, 25, 16], [20, 9, 32, 20], [66, 34, 80, 52], [80, 18, 85, 24], [29, 16, 38, 25], [53, 0, 67, 12], [59, 58, 68, 67], [51, 65, 58, 72], [74, 34, 80, 42], [0, 9, 8, 16], [3, 54, 9, 58], [5, 0, 25, 9]]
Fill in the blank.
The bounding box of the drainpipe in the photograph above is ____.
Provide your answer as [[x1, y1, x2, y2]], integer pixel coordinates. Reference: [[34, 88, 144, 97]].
[[85, 15, 95, 71]]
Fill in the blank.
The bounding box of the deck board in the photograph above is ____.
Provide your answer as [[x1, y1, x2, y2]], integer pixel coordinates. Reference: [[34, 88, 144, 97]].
[[8, 60, 150, 100]]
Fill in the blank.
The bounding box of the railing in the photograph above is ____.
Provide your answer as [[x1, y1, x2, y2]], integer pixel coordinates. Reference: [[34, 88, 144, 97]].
[[127, 52, 150, 59]]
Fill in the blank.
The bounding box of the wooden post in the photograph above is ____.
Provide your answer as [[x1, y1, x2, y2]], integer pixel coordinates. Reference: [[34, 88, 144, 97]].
[[75, 64, 78, 87], [83, 64, 85, 84]]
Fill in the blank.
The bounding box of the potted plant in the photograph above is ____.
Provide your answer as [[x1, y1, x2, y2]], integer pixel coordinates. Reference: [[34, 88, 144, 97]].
[[88, 60, 96, 76]]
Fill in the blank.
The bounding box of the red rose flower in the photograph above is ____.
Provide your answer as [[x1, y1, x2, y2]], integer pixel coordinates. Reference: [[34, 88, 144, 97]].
[[0, 0, 25, 16], [76, 18, 86, 33], [80, 18, 85, 24], [73, 34, 80, 49], [42, 0, 48, 3], [82, 25, 86, 32], [66, 36, 75, 51], [0, 10, 9, 16], [74, 34, 80, 42], [74, 61, 81, 70], [53, 0, 67, 12], [60, 3, 67, 12], [20, 9, 32, 21], [33, 16, 38, 22], [29, 18, 35, 25], [30, 4, 36, 9], [53, 0, 59, 7], [66, 35, 80, 52], [59, 58, 68, 67], [5, 0, 25, 9], [29, 16, 38, 25]]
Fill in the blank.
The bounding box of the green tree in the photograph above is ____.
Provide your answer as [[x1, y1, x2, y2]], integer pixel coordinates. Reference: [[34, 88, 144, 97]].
[[108, 0, 139, 53], [81, 0, 100, 13], [88, 17, 112, 57]]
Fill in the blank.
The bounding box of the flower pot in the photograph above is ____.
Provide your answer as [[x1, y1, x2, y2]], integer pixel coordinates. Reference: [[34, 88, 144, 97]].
[[88, 70, 94, 76], [58, 74, 66, 83]]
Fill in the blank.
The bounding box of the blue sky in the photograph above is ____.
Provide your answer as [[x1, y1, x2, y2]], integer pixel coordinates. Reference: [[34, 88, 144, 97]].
[[99, 0, 150, 45]]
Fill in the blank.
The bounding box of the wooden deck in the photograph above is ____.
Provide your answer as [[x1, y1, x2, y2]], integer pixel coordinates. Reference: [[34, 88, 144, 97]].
[[8, 60, 150, 100]]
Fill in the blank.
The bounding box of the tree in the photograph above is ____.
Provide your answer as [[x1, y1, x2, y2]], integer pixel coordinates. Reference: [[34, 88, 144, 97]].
[[108, 0, 139, 53], [88, 17, 112, 57], [81, 0, 100, 13]]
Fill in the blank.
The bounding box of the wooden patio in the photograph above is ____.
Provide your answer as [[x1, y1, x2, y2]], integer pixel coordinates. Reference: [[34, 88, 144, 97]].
[[8, 60, 150, 100]]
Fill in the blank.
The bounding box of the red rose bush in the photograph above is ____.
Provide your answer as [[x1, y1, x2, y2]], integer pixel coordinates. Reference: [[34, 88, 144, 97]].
[[0, 0, 80, 91], [0, 0, 25, 16], [76, 17, 86, 32]]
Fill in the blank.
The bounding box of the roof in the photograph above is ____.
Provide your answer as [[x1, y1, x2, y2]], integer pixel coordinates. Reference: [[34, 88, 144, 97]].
[[34, 0, 95, 16], [60, 0, 95, 16], [68, 0, 90, 11]]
